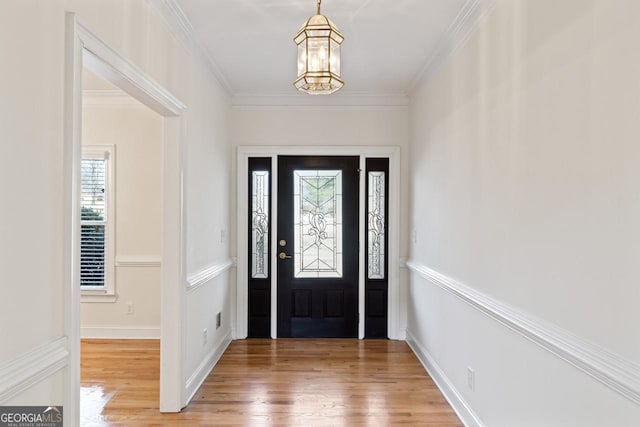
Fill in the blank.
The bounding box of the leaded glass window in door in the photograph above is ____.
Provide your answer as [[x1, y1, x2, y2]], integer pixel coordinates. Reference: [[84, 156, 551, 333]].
[[251, 171, 269, 279], [293, 170, 343, 278], [367, 172, 385, 279]]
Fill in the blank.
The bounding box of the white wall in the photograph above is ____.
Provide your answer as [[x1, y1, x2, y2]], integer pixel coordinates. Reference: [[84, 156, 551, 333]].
[[407, 0, 640, 425], [80, 93, 162, 338], [0, 0, 232, 417], [230, 107, 410, 335]]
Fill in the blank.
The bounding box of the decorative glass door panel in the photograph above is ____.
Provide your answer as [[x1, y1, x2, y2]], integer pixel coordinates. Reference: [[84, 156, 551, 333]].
[[248, 158, 272, 338], [293, 170, 343, 278], [367, 171, 385, 280], [251, 171, 269, 279]]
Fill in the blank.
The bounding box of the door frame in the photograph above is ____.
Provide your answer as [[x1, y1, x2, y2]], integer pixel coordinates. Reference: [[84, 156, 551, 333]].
[[64, 14, 186, 424], [236, 146, 401, 340]]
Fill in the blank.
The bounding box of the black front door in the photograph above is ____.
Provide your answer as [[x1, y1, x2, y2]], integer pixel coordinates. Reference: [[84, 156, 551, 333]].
[[277, 156, 359, 338]]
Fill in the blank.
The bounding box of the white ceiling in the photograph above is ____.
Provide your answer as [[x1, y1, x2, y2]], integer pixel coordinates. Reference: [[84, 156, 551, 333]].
[[174, 0, 469, 100]]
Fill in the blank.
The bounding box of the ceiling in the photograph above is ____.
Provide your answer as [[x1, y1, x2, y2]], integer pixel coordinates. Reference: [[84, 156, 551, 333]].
[[174, 0, 469, 101]]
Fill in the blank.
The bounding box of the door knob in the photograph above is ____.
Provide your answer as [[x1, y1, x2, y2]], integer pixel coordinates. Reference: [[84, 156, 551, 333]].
[[279, 252, 292, 260]]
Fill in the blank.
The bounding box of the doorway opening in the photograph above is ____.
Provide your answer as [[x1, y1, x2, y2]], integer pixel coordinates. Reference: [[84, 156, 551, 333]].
[[79, 67, 164, 422], [65, 15, 186, 425]]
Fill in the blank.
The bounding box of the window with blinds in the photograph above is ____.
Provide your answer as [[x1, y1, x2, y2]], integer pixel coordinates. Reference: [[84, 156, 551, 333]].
[[81, 158, 107, 287]]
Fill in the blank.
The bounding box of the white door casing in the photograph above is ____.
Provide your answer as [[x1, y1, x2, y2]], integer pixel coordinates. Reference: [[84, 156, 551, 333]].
[[236, 146, 401, 340], [64, 13, 186, 424]]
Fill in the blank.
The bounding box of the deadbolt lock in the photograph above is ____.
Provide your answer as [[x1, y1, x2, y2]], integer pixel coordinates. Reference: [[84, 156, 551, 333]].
[[279, 239, 287, 247]]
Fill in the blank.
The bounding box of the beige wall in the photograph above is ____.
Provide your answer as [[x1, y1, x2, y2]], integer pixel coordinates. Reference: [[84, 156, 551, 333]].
[[80, 93, 162, 336], [407, 0, 640, 424]]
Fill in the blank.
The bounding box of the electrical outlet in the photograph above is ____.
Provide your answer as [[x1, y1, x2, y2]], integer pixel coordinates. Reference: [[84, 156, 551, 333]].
[[126, 302, 134, 315], [202, 328, 207, 345], [412, 230, 418, 244], [467, 367, 475, 391], [220, 229, 226, 243], [216, 312, 221, 329]]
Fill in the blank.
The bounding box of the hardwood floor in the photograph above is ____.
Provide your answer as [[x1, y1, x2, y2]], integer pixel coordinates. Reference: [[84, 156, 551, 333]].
[[81, 339, 462, 426]]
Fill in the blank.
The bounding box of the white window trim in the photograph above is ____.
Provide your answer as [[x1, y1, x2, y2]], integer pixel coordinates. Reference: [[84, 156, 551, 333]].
[[81, 144, 116, 302]]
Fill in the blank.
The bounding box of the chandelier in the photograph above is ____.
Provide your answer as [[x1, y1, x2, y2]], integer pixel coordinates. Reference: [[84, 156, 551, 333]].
[[294, 0, 344, 95]]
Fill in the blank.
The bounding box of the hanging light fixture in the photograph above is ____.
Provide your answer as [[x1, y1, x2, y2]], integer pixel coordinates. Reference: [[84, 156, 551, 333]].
[[294, 0, 344, 95]]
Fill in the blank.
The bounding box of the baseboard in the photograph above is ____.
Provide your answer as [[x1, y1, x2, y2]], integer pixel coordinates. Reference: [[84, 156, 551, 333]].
[[0, 337, 69, 404], [81, 326, 160, 339], [406, 330, 485, 427], [184, 330, 232, 406]]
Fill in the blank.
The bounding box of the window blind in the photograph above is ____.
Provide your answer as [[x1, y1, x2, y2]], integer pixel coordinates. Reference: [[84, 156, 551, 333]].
[[80, 159, 107, 287]]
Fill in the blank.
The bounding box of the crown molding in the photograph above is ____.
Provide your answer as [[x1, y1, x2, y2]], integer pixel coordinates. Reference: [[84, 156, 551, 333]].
[[407, 0, 499, 93], [232, 91, 409, 109], [146, 0, 233, 97]]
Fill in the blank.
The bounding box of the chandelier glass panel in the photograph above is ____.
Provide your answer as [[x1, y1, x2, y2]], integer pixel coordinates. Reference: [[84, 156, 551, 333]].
[[294, 0, 344, 95]]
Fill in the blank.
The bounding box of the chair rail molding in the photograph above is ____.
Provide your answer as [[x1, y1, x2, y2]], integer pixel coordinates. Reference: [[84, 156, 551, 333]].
[[406, 260, 640, 407], [0, 337, 69, 404], [186, 259, 234, 293], [115, 256, 162, 268]]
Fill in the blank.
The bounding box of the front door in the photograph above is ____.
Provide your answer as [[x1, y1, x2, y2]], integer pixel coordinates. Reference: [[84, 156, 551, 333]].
[[277, 156, 359, 338]]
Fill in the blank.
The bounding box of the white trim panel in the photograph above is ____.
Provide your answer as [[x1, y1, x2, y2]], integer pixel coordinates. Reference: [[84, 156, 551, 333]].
[[186, 259, 234, 293], [0, 337, 69, 404], [405, 261, 640, 407], [406, 330, 484, 427], [81, 326, 160, 339], [184, 331, 232, 404], [115, 256, 162, 267]]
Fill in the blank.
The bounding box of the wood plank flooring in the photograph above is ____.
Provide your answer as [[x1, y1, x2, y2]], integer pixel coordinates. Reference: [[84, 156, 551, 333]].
[[81, 339, 462, 426]]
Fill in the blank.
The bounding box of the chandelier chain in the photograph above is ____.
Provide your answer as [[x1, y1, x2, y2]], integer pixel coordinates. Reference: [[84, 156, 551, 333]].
[[317, 0, 321, 15]]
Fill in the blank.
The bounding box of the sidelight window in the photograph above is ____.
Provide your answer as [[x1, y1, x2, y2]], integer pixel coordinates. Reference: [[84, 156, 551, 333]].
[[367, 171, 386, 279], [251, 171, 270, 279]]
